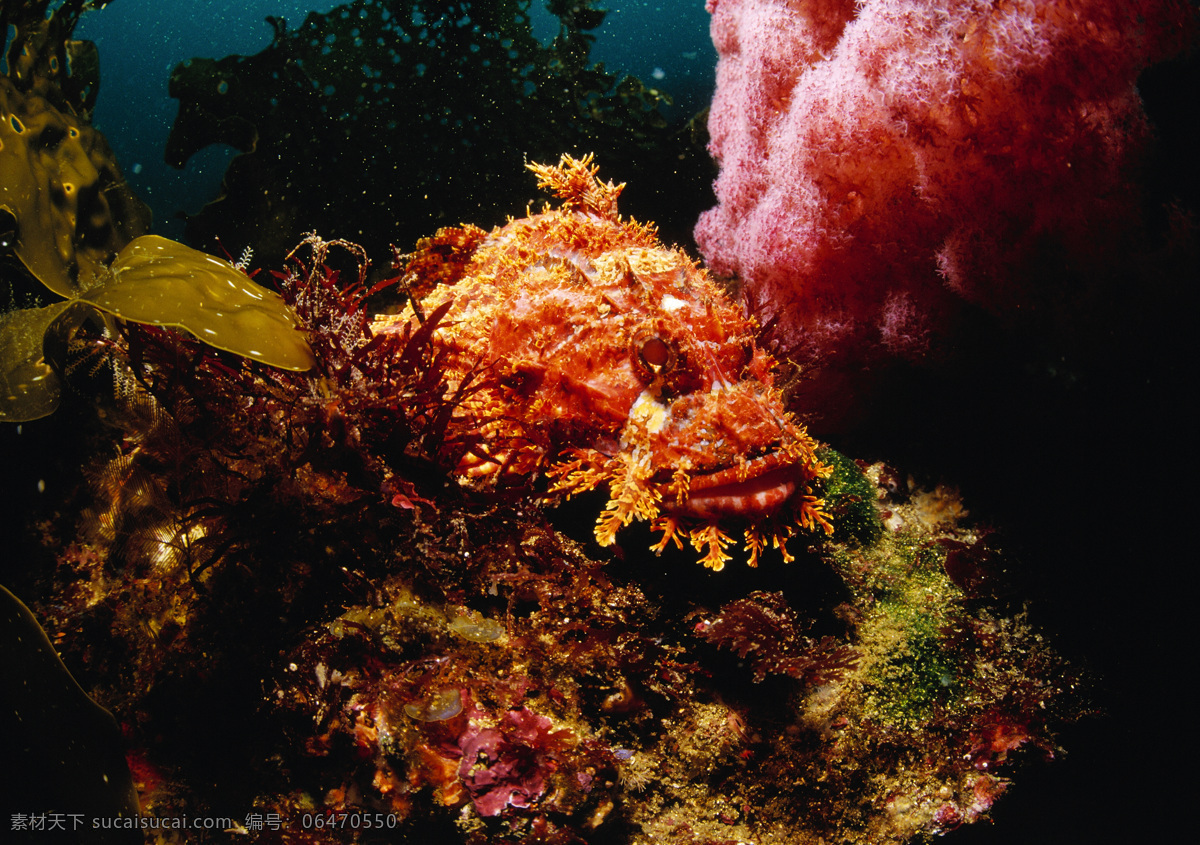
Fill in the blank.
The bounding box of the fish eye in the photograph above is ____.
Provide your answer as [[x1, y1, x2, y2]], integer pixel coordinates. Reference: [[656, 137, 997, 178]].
[[631, 330, 678, 381], [640, 336, 672, 370]]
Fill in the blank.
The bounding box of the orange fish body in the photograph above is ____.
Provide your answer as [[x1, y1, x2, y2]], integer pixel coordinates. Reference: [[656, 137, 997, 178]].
[[377, 155, 832, 569]]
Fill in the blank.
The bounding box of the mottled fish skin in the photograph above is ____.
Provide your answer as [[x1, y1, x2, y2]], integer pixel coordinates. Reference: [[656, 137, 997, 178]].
[[375, 155, 832, 569]]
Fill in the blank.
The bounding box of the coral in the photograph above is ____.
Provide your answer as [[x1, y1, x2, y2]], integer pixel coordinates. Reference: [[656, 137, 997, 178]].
[[378, 154, 834, 569], [694, 0, 1194, 426]]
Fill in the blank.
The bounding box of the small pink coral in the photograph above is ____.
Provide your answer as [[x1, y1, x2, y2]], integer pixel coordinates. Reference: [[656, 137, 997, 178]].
[[696, 0, 1192, 424]]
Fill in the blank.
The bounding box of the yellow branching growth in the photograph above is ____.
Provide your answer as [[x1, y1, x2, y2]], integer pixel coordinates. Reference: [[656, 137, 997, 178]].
[[667, 466, 691, 506], [548, 443, 835, 568], [796, 495, 835, 535], [744, 527, 769, 568], [526, 153, 624, 220], [546, 450, 612, 498], [689, 524, 735, 572], [593, 451, 661, 548], [649, 516, 685, 553], [772, 525, 797, 564]]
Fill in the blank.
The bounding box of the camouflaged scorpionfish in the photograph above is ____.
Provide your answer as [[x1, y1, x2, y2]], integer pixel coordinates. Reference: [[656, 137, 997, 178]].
[[375, 155, 832, 569]]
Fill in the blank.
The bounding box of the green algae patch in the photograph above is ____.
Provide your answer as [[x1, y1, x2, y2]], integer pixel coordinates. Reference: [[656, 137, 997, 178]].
[[858, 597, 962, 729], [447, 608, 506, 643], [818, 447, 884, 546]]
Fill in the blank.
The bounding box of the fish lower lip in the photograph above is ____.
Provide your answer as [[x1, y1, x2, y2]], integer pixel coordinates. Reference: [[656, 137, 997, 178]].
[[669, 461, 798, 519]]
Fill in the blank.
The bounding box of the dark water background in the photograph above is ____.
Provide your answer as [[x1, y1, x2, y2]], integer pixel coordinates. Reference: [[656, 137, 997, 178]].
[[75, 0, 715, 239]]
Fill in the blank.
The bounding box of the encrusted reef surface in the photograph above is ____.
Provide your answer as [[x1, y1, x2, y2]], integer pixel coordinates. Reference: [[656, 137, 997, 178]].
[[3, 159, 1082, 844]]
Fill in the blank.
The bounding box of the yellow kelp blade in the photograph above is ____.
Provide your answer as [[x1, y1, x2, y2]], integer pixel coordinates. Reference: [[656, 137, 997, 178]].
[[0, 300, 76, 421], [1, 77, 150, 299], [1, 79, 85, 299], [80, 235, 316, 371]]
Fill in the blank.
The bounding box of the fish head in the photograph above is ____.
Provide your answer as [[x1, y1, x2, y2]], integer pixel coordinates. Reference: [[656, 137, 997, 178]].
[[549, 245, 834, 569]]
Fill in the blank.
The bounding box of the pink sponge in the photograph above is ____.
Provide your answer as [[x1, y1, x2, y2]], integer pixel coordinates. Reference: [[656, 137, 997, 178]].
[[696, 0, 1191, 418]]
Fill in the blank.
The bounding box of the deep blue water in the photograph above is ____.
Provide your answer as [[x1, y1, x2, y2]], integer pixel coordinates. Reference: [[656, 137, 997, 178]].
[[74, 1, 716, 238]]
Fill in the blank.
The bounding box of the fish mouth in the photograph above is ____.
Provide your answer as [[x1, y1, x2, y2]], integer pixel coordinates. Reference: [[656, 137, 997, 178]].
[[667, 454, 800, 520]]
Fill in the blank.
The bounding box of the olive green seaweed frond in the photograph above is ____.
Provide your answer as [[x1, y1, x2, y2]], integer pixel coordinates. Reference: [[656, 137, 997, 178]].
[[1, 235, 314, 422]]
